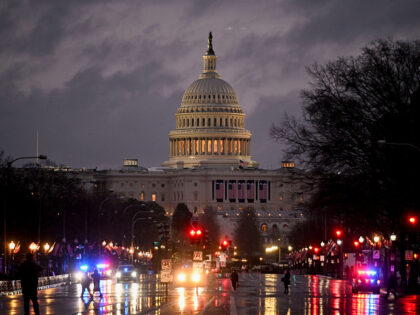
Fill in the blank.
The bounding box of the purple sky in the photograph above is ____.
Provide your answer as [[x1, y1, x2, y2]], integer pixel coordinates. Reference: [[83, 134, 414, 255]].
[[1, 0, 420, 169]]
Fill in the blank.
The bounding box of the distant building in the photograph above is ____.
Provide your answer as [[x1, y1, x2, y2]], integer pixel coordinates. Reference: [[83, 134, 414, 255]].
[[85, 33, 314, 244]]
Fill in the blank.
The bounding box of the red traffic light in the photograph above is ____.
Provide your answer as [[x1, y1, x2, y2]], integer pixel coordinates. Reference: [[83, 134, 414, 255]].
[[335, 230, 342, 237], [222, 240, 228, 246], [409, 216, 417, 224], [196, 229, 202, 236], [313, 247, 319, 253], [189, 229, 196, 237], [354, 241, 360, 247]]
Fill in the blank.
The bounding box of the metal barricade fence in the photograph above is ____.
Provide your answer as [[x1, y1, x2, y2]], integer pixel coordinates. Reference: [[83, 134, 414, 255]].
[[0, 274, 70, 295]]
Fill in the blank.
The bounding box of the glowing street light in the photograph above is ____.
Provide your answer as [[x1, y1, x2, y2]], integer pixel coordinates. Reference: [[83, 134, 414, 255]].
[[288, 245, 293, 252], [359, 236, 364, 243], [390, 234, 397, 241], [320, 241, 325, 247], [337, 239, 342, 246], [373, 235, 380, 243], [44, 243, 50, 253], [102, 241, 107, 246], [29, 242, 38, 252], [9, 241, 16, 251]]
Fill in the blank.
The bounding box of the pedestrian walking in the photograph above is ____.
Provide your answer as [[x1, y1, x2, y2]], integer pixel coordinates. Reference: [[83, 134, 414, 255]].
[[91, 269, 103, 298], [80, 271, 93, 299], [17, 252, 42, 315], [385, 273, 398, 300], [230, 269, 239, 291], [282, 269, 291, 294]]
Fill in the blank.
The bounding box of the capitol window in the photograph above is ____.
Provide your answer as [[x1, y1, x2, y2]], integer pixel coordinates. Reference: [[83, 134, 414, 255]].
[[213, 139, 218, 153], [202, 118, 205, 126], [214, 118, 217, 126], [140, 191, 144, 201], [196, 118, 199, 126], [152, 193, 156, 202], [208, 118, 211, 126]]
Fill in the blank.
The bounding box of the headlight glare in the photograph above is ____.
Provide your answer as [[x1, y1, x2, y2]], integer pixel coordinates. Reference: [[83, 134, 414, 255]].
[[131, 271, 137, 277], [192, 273, 200, 283], [177, 273, 186, 282], [75, 272, 82, 281], [116, 272, 121, 278]]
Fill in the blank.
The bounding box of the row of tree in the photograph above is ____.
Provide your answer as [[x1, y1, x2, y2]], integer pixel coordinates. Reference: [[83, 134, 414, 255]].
[[271, 39, 420, 244]]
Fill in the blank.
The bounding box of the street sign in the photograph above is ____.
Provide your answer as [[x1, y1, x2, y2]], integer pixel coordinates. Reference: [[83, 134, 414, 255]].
[[161, 259, 172, 270], [161, 270, 172, 283], [193, 251, 203, 261], [373, 250, 380, 259], [193, 261, 203, 273], [405, 250, 414, 261], [204, 261, 211, 270], [320, 255, 325, 262]]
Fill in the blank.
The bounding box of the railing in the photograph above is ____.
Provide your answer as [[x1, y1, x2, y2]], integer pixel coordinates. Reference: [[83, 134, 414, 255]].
[[0, 274, 70, 295]]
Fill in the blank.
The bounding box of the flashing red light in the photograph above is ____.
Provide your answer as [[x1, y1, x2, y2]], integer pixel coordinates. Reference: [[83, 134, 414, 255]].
[[189, 229, 196, 237], [222, 240, 228, 246], [409, 217, 417, 224], [354, 241, 360, 247], [196, 229, 202, 236], [335, 230, 342, 237], [414, 253, 419, 260], [313, 247, 319, 253]]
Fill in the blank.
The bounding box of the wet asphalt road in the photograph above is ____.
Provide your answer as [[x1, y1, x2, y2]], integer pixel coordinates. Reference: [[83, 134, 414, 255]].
[[1, 272, 419, 314]]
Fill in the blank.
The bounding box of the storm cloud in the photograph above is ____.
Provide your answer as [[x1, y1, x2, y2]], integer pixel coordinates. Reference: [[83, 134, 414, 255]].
[[1, 0, 419, 169]]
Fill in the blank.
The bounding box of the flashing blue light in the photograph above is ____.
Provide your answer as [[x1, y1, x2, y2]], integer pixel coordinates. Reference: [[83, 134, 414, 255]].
[[96, 263, 109, 269], [366, 270, 377, 276], [124, 268, 128, 272], [80, 265, 88, 271]]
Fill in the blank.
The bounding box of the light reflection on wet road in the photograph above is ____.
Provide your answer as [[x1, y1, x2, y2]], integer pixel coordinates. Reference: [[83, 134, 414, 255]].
[[1, 273, 420, 314]]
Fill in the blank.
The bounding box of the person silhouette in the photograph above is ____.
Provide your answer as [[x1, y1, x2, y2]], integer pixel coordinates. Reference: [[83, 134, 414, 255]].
[[230, 269, 239, 290], [91, 269, 103, 298], [80, 271, 93, 299], [18, 252, 43, 315]]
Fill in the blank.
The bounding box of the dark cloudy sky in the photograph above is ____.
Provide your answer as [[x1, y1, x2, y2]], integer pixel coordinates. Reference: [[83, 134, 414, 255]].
[[1, 0, 419, 169]]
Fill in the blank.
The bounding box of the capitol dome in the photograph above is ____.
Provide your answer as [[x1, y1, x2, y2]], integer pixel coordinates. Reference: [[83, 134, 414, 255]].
[[162, 33, 257, 169]]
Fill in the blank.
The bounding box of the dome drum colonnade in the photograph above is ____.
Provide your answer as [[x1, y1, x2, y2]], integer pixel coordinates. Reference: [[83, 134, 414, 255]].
[[164, 32, 255, 168]]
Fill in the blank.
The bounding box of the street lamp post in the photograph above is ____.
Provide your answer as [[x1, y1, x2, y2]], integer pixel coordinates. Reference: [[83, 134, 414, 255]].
[[3, 155, 47, 274], [9, 241, 15, 277]]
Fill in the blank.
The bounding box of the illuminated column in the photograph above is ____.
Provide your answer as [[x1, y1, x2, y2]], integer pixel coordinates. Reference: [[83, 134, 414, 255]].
[[192, 138, 196, 155]]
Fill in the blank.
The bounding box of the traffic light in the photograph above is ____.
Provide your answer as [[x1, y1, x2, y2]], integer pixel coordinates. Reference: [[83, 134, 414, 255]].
[[204, 229, 209, 245], [409, 216, 417, 225], [335, 230, 342, 238], [189, 228, 203, 243], [354, 241, 360, 248], [163, 224, 170, 241], [157, 224, 164, 241], [313, 247, 319, 254], [221, 239, 229, 250]]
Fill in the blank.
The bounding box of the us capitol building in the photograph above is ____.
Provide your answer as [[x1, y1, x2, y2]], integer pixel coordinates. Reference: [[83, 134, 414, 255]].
[[89, 33, 312, 242]]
